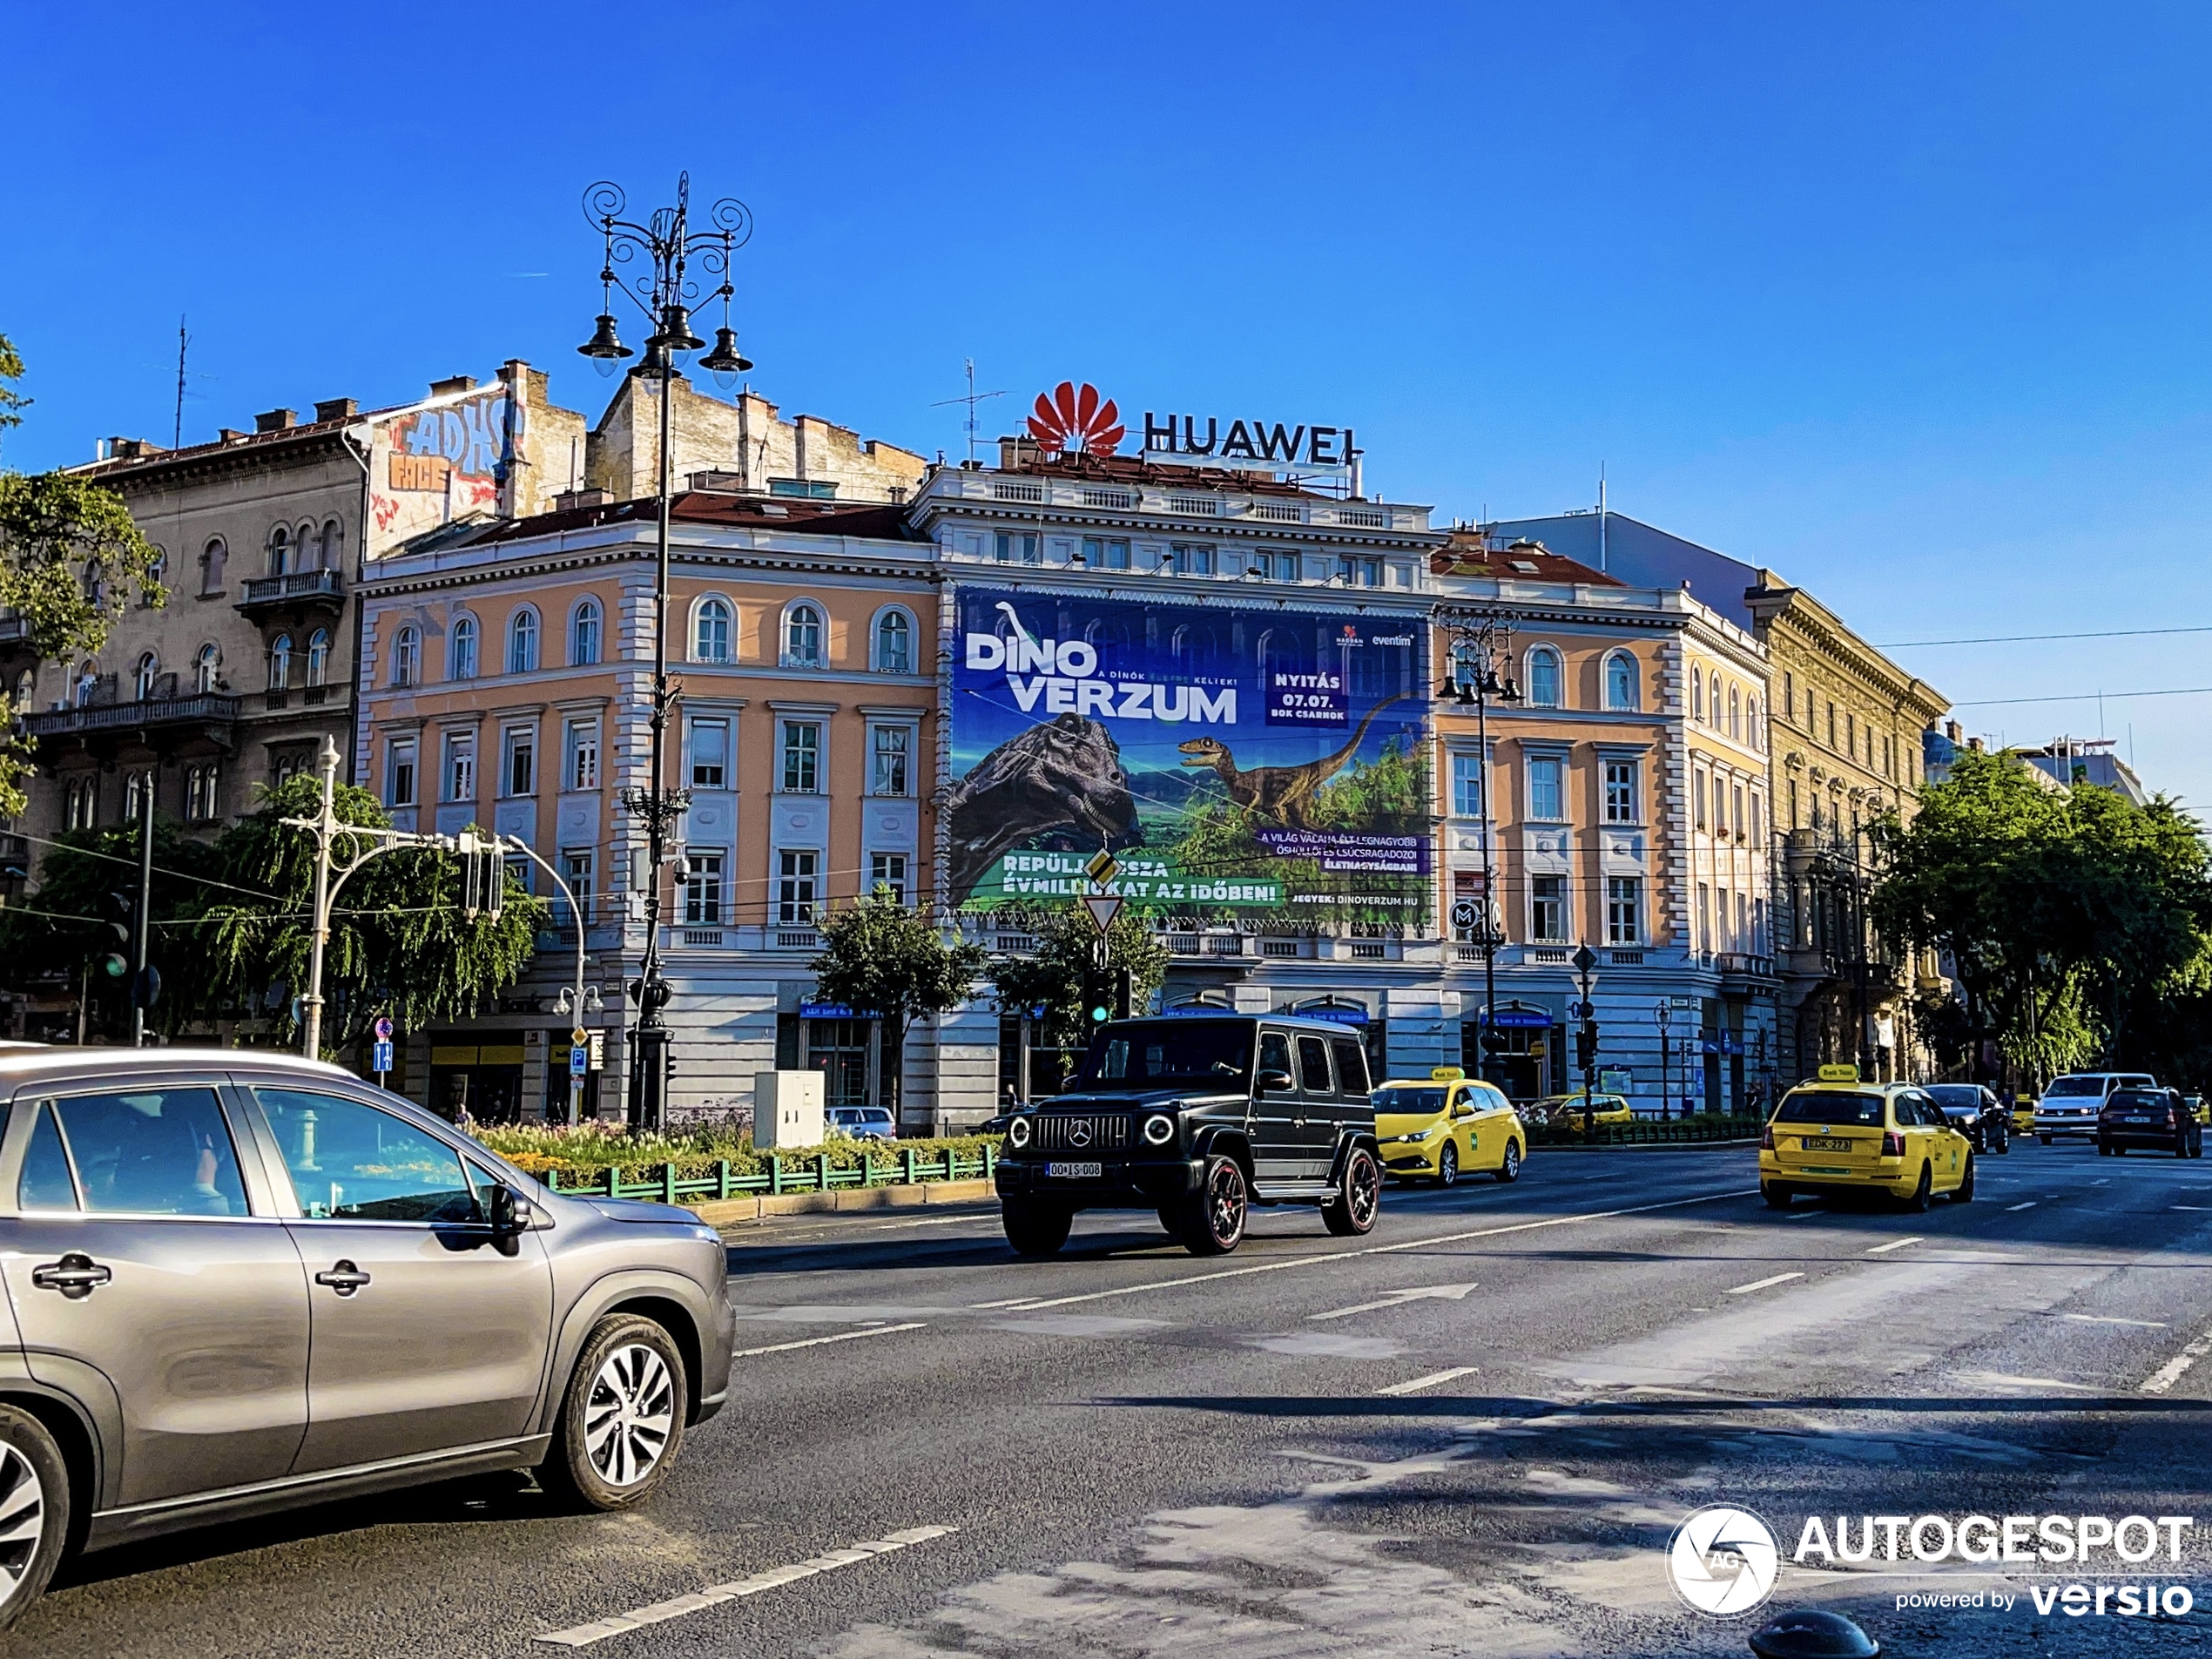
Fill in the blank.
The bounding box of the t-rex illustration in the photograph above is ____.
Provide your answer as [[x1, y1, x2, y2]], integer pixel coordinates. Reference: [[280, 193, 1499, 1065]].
[[1177, 695, 1405, 830], [946, 712, 1138, 905]]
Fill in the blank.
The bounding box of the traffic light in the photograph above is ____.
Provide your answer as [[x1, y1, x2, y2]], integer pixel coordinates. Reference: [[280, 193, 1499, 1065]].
[[97, 952, 129, 981], [457, 831, 506, 921], [1113, 966, 1133, 1021], [1575, 1021, 1600, 1071]]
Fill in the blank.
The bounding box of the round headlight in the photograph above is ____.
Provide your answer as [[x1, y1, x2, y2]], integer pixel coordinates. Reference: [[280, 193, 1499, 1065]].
[[1007, 1115, 1032, 1149], [1143, 1113, 1177, 1146]]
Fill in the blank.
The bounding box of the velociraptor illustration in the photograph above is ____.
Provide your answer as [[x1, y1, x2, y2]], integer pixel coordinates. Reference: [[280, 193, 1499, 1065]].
[[1177, 695, 1405, 829]]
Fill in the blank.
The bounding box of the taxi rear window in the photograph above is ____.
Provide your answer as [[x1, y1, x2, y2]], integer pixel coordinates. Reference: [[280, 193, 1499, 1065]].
[[1774, 1090, 1886, 1126]]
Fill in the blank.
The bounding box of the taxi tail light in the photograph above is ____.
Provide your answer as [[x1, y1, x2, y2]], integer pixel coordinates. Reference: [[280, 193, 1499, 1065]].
[[1881, 1130, 1906, 1157], [1759, 1124, 1776, 1150]]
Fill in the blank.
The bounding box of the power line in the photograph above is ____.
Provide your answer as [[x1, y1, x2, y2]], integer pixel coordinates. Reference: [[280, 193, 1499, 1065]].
[[1949, 685, 2212, 709], [1879, 624, 2212, 649]]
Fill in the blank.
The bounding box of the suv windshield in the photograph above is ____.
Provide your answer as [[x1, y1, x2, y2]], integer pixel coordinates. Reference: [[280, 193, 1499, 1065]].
[[1372, 1086, 1447, 1114], [2045, 1076, 2106, 1096], [1074, 1020, 1253, 1092], [1775, 1090, 1887, 1125], [1925, 1085, 1983, 1109]]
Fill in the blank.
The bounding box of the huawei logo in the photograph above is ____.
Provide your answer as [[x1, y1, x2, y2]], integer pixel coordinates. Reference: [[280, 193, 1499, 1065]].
[[1067, 1120, 1094, 1149], [1028, 381, 1125, 457]]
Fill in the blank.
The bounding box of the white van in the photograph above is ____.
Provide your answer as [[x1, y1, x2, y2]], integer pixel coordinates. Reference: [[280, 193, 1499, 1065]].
[[2034, 1072, 2156, 1142]]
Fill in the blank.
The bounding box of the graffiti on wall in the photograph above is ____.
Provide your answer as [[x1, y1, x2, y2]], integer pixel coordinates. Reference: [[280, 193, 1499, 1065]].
[[368, 386, 523, 544]]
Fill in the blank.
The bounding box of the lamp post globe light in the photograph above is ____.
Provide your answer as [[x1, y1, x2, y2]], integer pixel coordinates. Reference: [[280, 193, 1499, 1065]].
[[1438, 611, 1522, 1089], [576, 175, 753, 1130]]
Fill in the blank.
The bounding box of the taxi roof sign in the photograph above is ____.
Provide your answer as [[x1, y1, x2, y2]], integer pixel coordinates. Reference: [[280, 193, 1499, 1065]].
[[1430, 1066, 1465, 1082], [1816, 1063, 1860, 1082]]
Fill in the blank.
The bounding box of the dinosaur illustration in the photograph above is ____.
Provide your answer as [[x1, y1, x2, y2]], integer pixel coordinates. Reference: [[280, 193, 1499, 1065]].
[[1177, 695, 1406, 830], [946, 713, 1138, 905]]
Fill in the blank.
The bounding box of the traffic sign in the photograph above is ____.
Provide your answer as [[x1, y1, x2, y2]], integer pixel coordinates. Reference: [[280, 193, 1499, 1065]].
[[570, 1045, 589, 1079], [1085, 848, 1120, 885], [1450, 899, 1479, 931], [374, 1015, 395, 1042], [371, 1039, 395, 1074], [570, 1025, 588, 1047], [1080, 894, 1124, 934]]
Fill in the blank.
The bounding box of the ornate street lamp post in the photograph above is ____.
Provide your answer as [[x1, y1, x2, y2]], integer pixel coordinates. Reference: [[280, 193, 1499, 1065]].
[[1438, 611, 1521, 1088], [575, 175, 753, 1130]]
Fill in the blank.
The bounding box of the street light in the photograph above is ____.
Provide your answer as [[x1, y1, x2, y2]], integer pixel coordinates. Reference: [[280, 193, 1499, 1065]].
[[1655, 998, 1672, 1122], [578, 175, 754, 1130], [1439, 610, 1521, 1087]]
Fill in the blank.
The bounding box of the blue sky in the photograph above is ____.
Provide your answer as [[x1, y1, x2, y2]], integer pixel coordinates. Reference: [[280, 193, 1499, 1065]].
[[5, 3, 2210, 802]]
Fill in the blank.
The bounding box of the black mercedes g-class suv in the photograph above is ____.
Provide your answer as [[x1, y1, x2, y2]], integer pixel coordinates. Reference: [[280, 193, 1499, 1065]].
[[990, 1013, 1384, 1257]]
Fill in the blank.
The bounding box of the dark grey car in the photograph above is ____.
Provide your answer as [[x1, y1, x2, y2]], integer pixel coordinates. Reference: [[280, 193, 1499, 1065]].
[[0, 1048, 732, 1629]]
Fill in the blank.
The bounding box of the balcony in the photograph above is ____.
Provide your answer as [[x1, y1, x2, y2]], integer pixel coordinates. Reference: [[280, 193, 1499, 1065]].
[[0, 615, 28, 645], [236, 568, 343, 617], [23, 692, 241, 742]]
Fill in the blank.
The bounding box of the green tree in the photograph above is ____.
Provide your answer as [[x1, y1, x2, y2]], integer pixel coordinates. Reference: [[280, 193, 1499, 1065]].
[[987, 902, 1170, 1063], [808, 894, 989, 1114], [0, 332, 169, 815], [195, 776, 546, 1055]]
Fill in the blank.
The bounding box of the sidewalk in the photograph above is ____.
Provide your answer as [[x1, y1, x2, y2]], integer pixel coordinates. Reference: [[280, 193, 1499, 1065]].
[[694, 1177, 996, 1228]]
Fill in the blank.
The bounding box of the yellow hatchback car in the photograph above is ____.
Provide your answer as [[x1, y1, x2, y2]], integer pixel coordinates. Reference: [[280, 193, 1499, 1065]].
[[1373, 1069, 1527, 1186], [1760, 1070, 1975, 1211], [1536, 1092, 1635, 1133]]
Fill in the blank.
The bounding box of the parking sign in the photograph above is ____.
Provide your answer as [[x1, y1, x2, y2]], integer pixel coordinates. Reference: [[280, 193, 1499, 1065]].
[[570, 1044, 589, 1078]]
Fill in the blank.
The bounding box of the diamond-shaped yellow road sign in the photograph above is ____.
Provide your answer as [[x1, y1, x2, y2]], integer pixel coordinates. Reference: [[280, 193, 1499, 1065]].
[[1085, 848, 1120, 885]]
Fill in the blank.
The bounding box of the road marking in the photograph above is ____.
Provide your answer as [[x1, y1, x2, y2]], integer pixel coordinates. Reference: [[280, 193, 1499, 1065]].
[[1956, 1371, 2104, 1393], [1724, 1271, 1804, 1295], [2060, 1314, 2168, 1328], [2174, 1205, 2212, 1212], [1309, 1284, 1479, 1321], [2141, 1327, 2212, 1396], [1865, 1236, 1924, 1255], [970, 1296, 1049, 1310], [535, 1525, 958, 1647], [2006, 1202, 2037, 1211], [998, 1189, 1760, 1312], [732, 1321, 925, 1359], [1375, 1366, 1480, 1396], [2093, 1178, 2111, 1186]]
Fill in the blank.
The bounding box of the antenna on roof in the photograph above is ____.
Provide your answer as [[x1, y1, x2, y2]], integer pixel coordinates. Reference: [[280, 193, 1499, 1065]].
[[173, 316, 189, 450], [929, 358, 1007, 465], [1597, 462, 1608, 574]]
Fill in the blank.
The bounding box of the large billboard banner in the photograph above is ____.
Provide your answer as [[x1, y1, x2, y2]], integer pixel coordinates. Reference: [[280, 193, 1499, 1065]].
[[946, 588, 1428, 926]]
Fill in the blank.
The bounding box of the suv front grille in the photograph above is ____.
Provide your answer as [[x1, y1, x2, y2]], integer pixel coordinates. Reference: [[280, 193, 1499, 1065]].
[[1033, 1114, 1130, 1152]]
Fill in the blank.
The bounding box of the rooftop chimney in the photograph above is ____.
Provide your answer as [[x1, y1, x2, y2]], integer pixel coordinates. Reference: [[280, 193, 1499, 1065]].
[[105, 437, 156, 462], [314, 397, 358, 423], [555, 487, 611, 512], [1945, 719, 1962, 742], [254, 408, 297, 433], [219, 428, 248, 444], [428, 375, 478, 397]]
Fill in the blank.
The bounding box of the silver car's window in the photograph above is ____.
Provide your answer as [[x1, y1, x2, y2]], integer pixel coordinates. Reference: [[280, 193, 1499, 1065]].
[[255, 1089, 482, 1224], [44, 1087, 247, 1216], [18, 1103, 78, 1211]]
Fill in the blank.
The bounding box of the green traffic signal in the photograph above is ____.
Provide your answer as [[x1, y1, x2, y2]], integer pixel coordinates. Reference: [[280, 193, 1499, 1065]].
[[1089, 1004, 1109, 1022], [98, 953, 129, 979]]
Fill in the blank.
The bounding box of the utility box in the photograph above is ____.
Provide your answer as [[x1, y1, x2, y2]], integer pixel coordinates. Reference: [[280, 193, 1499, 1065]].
[[754, 1070, 825, 1150]]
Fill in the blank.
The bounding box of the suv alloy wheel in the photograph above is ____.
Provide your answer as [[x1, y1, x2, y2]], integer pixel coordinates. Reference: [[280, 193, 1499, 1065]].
[[0, 1407, 66, 1632], [1323, 1146, 1382, 1237], [539, 1314, 688, 1512], [1176, 1154, 1249, 1256]]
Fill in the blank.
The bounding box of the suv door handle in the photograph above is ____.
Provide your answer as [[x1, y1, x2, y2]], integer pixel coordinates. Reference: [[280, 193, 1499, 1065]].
[[314, 1260, 372, 1297], [30, 1253, 111, 1298]]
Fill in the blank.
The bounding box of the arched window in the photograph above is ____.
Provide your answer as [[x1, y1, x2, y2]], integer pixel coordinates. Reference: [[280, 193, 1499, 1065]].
[[133, 652, 159, 701], [296, 521, 318, 570], [873, 608, 913, 674], [268, 526, 292, 577], [12, 668, 32, 711], [146, 546, 167, 594], [571, 597, 603, 666], [307, 628, 330, 687], [1525, 645, 1561, 708], [391, 625, 421, 687], [507, 608, 539, 674], [1690, 665, 1703, 721], [200, 536, 227, 596], [268, 634, 293, 691], [321, 517, 345, 570], [694, 597, 732, 664], [1728, 684, 1741, 739], [449, 615, 478, 680], [1605, 651, 1639, 711], [72, 663, 97, 708], [783, 602, 823, 667], [193, 644, 220, 695]]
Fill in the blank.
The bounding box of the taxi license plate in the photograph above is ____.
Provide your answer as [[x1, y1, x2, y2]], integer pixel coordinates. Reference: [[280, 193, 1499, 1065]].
[[1045, 1161, 1103, 1179], [1798, 1136, 1854, 1151]]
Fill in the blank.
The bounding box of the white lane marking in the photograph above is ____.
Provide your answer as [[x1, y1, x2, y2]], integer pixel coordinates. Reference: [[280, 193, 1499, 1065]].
[[732, 1322, 926, 1359], [535, 1525, 959, 1647], [2060, 1314, 2168, 1328], [970, 1296, 1049, 1310], [1308, 1284, 1479, 1322], [1865, 1236, 1925, 1255], [2094, 1178, 2111, 1186], [1000, 1188, 1760, 1312], [1956, 1371, 2104, 1393], [1376, 1365, 1480, 1396], [2141, 1326, 2212, 1396], [2006, 1202, 2038, 1211], [1723, 1271, 1804, 1296], [2174, 1205, 2212, 1212]]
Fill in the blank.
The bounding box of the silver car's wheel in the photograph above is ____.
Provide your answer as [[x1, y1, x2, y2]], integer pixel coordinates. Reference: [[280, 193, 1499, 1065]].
[[539, 1314, 689, 1512], [0, 1406, 68, 1632]]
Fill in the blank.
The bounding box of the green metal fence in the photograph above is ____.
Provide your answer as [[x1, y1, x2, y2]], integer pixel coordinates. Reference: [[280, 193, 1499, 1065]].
[[541, 1146, 999, 1204], [1526, 1116, 1763, 1149]]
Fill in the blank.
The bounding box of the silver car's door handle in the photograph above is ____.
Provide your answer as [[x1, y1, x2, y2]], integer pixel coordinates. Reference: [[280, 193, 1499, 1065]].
[[314, 1260, 372, 1297], [30, 1253, 111, 1299]]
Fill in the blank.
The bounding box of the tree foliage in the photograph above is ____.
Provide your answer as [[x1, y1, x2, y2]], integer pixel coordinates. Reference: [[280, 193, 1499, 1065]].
[[808, 894, 989, 1108], [1873, 749, 2212, 1081], [986, 902, 1170, 1051]]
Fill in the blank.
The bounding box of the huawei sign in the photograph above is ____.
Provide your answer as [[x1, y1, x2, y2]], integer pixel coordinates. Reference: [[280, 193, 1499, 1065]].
[[1027, 381, 1125, 457]]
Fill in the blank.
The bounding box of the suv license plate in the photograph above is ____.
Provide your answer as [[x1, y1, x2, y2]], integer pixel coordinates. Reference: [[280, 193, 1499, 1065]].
[[1046, 1161, 1103, 1179], [1798, 1136, 1853, 1151]]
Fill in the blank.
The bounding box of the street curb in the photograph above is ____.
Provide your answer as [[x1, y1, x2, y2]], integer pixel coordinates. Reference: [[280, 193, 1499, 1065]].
[[691, 1177, 996, 1225]]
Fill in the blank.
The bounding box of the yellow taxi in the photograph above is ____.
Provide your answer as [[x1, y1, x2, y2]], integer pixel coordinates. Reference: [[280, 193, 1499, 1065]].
[[1372, 1068, 1527, 1186], [1536, 1091, 1635, 1133], [2009, 1092, 2038, 1135], [1760, 1065, 1975, 1211]]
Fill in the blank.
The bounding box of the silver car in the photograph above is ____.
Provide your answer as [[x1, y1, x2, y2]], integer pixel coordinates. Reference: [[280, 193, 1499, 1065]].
[[0, 1048, 732, 1629]]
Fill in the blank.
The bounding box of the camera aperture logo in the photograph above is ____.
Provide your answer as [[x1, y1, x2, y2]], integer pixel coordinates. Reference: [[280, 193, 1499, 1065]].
[[1670, 1505, 1781, 1616]]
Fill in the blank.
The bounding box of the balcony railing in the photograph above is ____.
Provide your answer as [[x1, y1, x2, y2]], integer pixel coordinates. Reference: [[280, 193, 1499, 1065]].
[[237, 569, 342, 611], [23, 692, 241, 739]]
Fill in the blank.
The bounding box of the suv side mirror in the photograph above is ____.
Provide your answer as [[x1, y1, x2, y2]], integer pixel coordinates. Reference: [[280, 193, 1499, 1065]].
[[1258, 1068, 1294, 1093], [487, 1184, 534, 1255]]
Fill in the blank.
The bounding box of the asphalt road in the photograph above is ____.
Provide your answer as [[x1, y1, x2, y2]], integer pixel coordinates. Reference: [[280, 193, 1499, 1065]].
[[14, 1137, 2212, 1658]]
